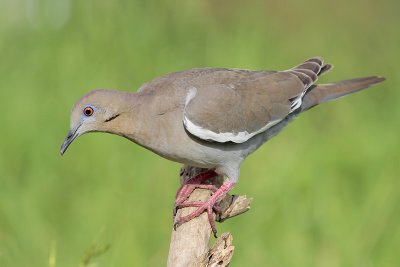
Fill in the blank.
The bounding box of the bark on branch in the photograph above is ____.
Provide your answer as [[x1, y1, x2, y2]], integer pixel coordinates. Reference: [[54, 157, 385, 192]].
[[167, 166, 252, 267]]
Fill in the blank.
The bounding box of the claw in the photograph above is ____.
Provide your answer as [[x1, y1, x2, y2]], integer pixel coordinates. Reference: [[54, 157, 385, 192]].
[[173, 179, 235, 237], [173, 184, 219, 217], [173, 170, 219, 217], [173, 199, 221, 237]]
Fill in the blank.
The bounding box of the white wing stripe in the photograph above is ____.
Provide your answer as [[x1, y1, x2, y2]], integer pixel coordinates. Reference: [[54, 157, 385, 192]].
[[185, 86, 197, 105], [183, 85, 283, 143], [183, 115, 282, 143]]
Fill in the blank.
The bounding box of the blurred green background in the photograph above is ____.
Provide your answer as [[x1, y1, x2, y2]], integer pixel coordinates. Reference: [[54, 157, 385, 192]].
[[0, 0, 399, 266]]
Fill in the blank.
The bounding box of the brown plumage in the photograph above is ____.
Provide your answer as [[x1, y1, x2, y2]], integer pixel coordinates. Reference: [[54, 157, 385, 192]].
[[61, 56, 385, 235]]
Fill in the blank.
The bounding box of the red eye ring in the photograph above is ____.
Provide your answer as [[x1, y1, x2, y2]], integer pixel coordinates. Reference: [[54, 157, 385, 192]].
[[83, 107, 94, 117]]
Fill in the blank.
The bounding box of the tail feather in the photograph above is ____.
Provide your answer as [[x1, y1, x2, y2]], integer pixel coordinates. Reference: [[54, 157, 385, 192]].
[[305, 57, 324, 66], [318, 64, 333, 76], [288, 57, 334, 90], [301, 76, 385, 111]]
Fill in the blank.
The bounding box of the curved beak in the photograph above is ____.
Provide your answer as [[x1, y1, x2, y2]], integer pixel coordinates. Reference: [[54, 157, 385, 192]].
[[60, 124, 81, 155]]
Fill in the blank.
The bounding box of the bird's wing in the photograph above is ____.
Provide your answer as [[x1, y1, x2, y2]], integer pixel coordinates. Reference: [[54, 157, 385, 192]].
[[183, 57, 328, 143]]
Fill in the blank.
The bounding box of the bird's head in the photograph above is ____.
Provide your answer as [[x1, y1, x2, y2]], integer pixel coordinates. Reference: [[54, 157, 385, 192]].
[[60, 89, 130, 155]]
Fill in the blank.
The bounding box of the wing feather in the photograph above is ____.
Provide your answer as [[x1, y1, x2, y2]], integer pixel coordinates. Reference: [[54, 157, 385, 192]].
[[181, 57, 331, 143]]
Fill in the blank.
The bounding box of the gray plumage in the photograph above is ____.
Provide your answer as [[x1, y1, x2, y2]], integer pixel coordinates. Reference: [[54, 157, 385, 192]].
[[61, 57, 385, 183]]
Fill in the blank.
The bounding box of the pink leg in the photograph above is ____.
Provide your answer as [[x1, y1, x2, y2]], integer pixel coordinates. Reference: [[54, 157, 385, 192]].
[[174, 179, 236, 237], [174, 170, 219, 216]]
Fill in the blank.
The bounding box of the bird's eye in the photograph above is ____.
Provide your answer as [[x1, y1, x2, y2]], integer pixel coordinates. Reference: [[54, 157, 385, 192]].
[[83, 107, 94, 117]]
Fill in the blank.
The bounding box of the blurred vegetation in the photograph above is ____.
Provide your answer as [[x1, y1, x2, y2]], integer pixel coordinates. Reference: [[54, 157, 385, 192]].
[[0, 0, 399, 266]]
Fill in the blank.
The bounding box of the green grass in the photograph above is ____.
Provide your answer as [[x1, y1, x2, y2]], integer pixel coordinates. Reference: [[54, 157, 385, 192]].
[[0, 0, 399, 266]]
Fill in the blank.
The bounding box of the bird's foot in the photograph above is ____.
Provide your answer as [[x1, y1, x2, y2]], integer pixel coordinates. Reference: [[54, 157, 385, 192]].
[[174, 179, 235, 237], [173, 183, 219, 216], [173, 169, 219, 216]]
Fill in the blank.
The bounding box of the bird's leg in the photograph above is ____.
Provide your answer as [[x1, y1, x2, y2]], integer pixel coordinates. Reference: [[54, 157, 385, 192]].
[[174, 169, 219, 216], [174, 179, 236, 237]]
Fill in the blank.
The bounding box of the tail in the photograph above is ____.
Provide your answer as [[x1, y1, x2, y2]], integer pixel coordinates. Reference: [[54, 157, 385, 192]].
[[301, 76, 385, 111]]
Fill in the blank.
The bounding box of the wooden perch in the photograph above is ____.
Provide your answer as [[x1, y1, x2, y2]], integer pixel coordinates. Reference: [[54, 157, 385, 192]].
[[194, 233, 235, 267], [167, 166, 252, 267]]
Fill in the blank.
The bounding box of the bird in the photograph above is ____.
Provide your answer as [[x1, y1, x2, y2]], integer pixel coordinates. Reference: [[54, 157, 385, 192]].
[[61, 57, 384, 236]]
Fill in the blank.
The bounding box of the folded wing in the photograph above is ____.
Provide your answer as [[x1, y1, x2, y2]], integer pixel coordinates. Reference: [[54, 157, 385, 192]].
[[183, 57, 330, 143]]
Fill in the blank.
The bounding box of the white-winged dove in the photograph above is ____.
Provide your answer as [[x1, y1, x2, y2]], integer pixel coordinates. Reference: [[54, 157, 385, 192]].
[[61, 57, 384, 236]]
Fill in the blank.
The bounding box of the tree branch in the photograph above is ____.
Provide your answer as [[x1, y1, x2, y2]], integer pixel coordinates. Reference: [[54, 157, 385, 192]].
[[167, 166, 252, 267]]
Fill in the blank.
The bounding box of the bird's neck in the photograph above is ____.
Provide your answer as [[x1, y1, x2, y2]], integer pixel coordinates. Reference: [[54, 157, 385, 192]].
[[102, 91, 163, 152]]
